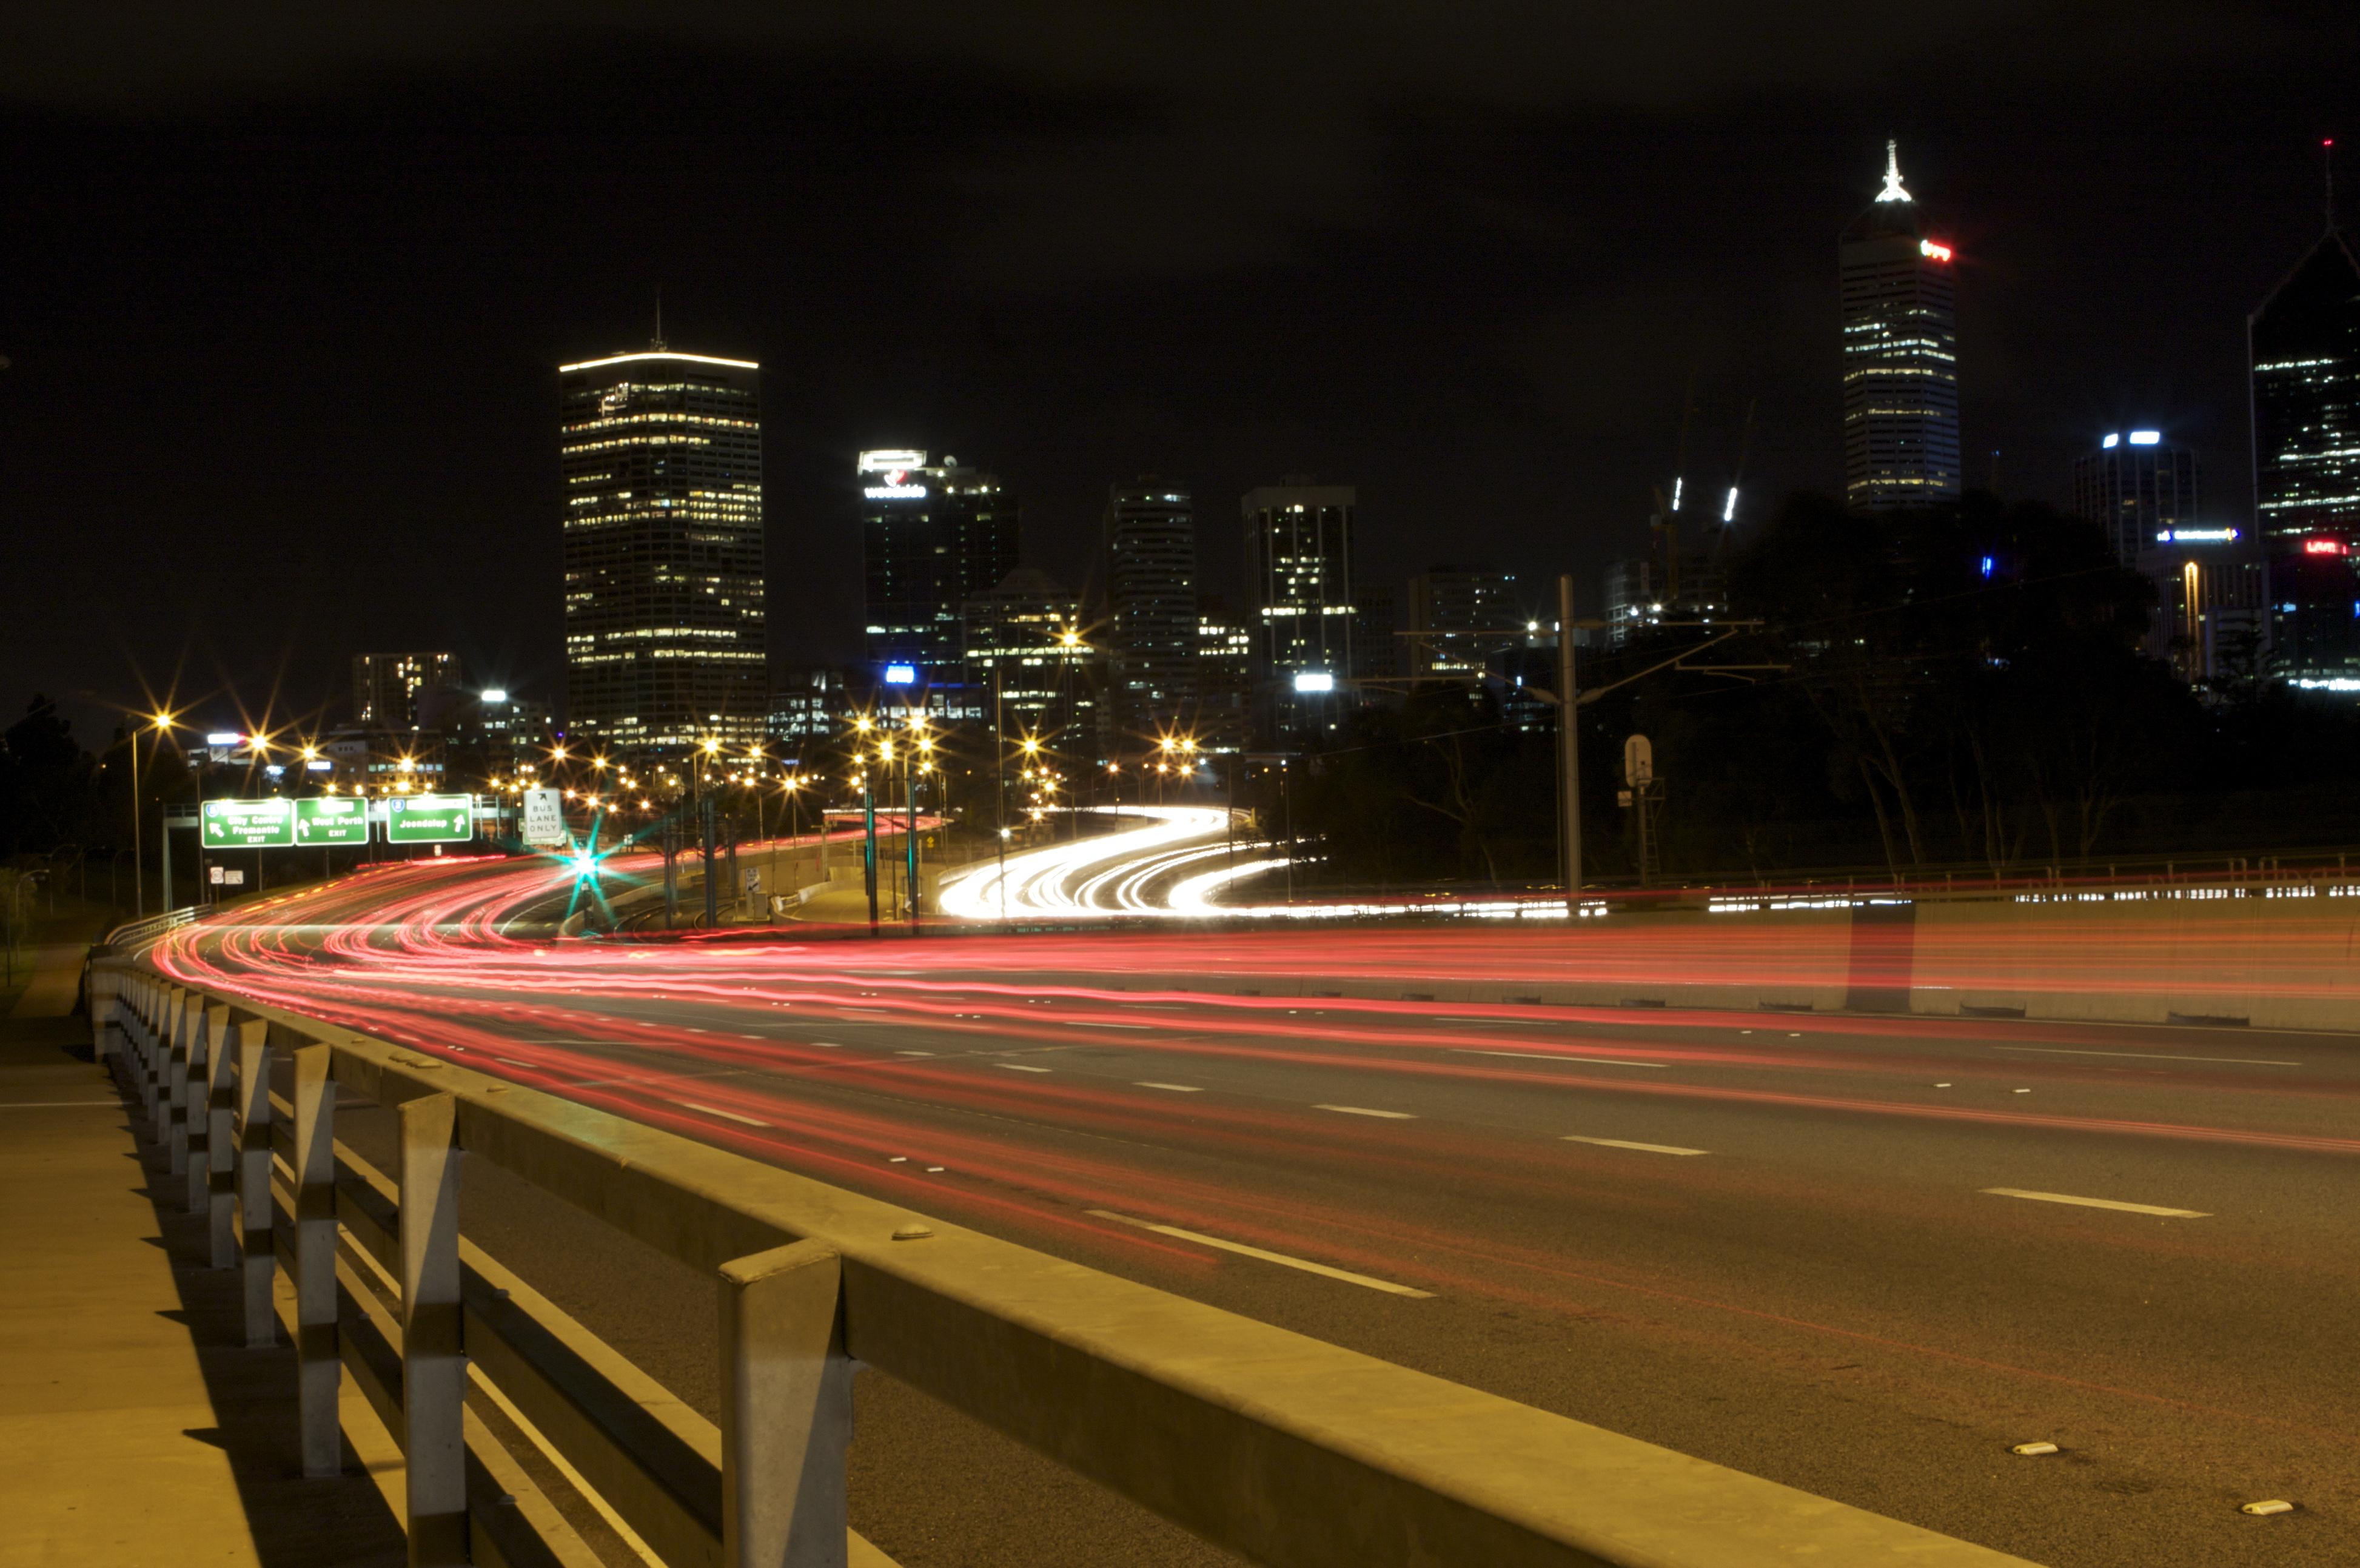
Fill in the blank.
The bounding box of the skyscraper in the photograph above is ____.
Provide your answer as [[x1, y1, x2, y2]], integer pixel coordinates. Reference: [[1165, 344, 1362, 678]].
[[351, 651, 460, 728], [859, 450, 1021, 683], [1840, 142, 1961, 509], [1103, 478, 1198, 738], [2071, 431, 2202, 566], [2250, 213, 2360, 686], [962, 568, 1093, 740], [1407, 566, 1518, 678], [558, 347, 765, 754], [1243, 480, 1356, 740]]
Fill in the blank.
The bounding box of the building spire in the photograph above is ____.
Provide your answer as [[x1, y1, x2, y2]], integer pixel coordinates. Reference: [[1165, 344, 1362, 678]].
[[2327, 138, 2339, 235], [1877, 139, 1912, 203], [652, 285, 666, 352]]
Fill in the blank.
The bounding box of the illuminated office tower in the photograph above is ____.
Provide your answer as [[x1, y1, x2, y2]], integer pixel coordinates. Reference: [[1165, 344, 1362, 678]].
[[558, 346, 765, 754], [2071, 431, 2202, 566], [962, 568, 1093, 739], [1407, 566, 1518, 677], [1104, 477, 1198, 737], [1243, 478, 1355, 739], [351, 651, 460, 728], [859, 450, 1021, 683], [1840, 142, 1961, 509], [2250, 206, 2360, 686]]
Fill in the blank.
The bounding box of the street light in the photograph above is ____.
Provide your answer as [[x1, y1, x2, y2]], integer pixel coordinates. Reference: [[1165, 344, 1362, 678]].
[[130, 708, 177, 917]]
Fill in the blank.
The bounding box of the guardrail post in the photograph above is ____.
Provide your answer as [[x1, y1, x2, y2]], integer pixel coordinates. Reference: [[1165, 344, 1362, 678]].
[[147, 983, 172, 1136], [167, 988, 193, 1179], [719, 1239, 851, 1568], [233, 1020, 274, 1347], [186, 1002, 220, 1217], [291, 1043, 341, 1479], [203, 1005, 236, 1266], [89, 965, 115, 1061], [399, 1091, 468, 1566]]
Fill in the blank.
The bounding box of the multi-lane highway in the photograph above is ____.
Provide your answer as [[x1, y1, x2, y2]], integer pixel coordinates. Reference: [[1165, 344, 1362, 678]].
[[149, 851, 2359, 1566]]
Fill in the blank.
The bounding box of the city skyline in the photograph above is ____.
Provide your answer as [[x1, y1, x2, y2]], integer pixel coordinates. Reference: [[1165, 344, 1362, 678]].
[[3, 15, 2349, 743]]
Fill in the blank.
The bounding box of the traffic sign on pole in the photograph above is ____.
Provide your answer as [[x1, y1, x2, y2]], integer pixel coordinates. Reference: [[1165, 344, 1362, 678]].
[[384, 794, 475, 845], [521, 788, 566, 846], [293, 797, 372, 846], [201, 799, 297, 849]]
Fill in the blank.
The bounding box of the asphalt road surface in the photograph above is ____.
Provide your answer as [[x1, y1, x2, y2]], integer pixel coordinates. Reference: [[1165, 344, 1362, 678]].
[[150, 855, 2360, 1566]]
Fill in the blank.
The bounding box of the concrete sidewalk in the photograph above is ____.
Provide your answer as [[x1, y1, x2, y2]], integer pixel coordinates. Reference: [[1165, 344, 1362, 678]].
[[0, 951, 403, 1566]]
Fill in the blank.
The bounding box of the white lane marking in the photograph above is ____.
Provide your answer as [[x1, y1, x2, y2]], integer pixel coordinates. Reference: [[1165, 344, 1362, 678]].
[[1135, 1082, 1204, 1093], [679, 1102, 772, 1128], [1981, 1188, 2208, 1218], [842, 1008, 892, 1016], [0, 1101, 121, 1109], [1993, 1045, 2302, 1067], [1316, 1104, 1416, 1119], [1086, 1210, 1435, 1298], [994, 1064, 1053, 1074], [495, 1057, 537, 1068], [894, 1050, 936, 1057], [1562, 1135, 1710, 1156], [1068, 1021, 1152, 1030], [1451, 1048, 1666, 1069], [807, 1042, 843, 1049]]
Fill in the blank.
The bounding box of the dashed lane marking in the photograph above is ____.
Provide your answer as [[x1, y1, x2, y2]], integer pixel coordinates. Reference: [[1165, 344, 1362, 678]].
[[679, 1102, 772, 1128], [1992, 1045, 2301, 1067], [1450, 1048, 1666, 1069], [1315, 1104, 1416, 1119], [1085, 1210, 1435, 1298], [1561, 1134, 1710, 1156], [994, 1064, 1053, 1073], [1135, 1082, 1204, 1093], [1981, 1188, 2208, 1218]]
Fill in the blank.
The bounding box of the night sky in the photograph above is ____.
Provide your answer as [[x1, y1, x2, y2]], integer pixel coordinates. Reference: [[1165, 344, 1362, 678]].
[[2, 4, 2349, 744]]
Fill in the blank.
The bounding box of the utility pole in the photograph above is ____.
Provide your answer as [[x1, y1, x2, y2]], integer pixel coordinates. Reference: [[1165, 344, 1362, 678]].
[[1557, 572, 1582, 909], [700, 794, 719, 928], [904, 756, 920, 934], [862, 779, 880, 936], [130, 728, 145, 918]]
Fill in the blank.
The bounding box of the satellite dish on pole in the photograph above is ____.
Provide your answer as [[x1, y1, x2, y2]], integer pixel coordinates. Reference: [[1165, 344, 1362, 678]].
[[1623, 734, 1654, 786]]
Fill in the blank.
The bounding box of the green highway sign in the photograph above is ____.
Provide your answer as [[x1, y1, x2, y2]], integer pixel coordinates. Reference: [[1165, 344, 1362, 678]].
[[293, 796, 372, 846], [201, 798, 296, 850], [383, 794, 476, 845]]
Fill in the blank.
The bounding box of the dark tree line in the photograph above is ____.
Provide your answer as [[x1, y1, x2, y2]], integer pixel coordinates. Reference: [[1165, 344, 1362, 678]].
[[1287, 492, 2360, 889]]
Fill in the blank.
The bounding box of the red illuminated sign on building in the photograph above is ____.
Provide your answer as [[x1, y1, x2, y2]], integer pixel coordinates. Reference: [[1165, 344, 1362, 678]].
[[2302, 537, 2347, 556]]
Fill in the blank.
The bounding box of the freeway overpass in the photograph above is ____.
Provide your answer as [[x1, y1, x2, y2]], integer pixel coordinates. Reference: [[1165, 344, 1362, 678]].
[[59, 846, 2360, 1564]]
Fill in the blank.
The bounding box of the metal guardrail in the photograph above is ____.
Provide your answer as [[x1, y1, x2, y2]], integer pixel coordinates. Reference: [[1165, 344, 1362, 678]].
[[87, 957, 2043, 1568], [103, 906, 198, 949]]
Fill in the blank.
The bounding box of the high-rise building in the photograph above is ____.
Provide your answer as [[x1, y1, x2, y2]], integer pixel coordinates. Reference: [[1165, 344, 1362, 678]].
[[1352, 585, 1400, 685], [962, 568, 1094, 740], [766, 668, 850, 752], [2136, 532, 2267, 690], [352, 652, 460, 729], [2250, 222, 2360, 688], [1194, 596, 1253, 752], [1104, 478, 1198, 739], [558, 347, 765, 754], [1840, 142, 1961, 509], [859, 450, 1022, 683], [2071, 431, 2203, 566], [1407, 566, 1519, 678], [1243, 480, 1356, 741]]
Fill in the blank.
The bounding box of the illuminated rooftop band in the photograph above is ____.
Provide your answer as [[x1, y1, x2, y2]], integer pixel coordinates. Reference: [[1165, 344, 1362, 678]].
[[558, 350, 759, 373]]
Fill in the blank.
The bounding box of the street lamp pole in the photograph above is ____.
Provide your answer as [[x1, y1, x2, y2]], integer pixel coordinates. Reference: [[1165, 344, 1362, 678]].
[[130, 725, 146, 919], [1557, 572, 1583, 910]]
